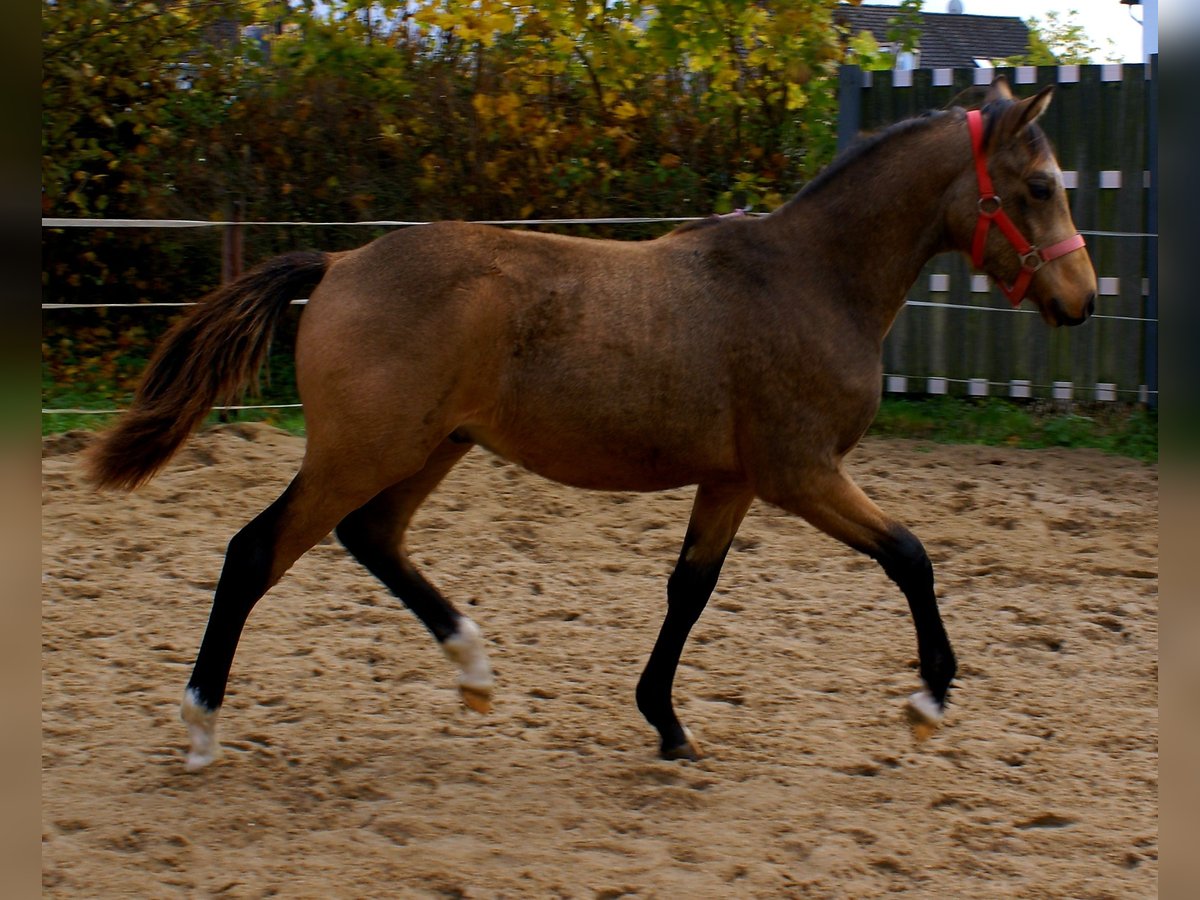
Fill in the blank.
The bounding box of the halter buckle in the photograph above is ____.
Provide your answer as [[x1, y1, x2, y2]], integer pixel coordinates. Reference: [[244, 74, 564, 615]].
[[978, 195, 1002, 217], [1019, 248, 1044, 272]]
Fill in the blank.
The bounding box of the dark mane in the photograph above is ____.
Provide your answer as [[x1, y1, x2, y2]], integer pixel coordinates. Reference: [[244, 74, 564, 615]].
[[665, 111, 954, 233], [791, 108, 950, 203], [667, 99, 1047, 233], [781, 98, 1051, 208]]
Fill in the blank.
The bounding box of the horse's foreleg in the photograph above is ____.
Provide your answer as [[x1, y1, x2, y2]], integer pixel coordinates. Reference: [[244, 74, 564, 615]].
[[182, 470, 374, 771], [334, 440, 494, 713], [637, 483, 753, 760], [777, 467, 957, 738]]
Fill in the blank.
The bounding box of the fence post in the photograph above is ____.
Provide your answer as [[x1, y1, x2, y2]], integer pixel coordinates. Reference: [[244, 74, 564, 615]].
[[1144, 54, 1158, 409]]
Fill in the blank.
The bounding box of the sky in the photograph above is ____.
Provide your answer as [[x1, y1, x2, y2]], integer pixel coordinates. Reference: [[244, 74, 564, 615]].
[[861, 1, 1154, 63]]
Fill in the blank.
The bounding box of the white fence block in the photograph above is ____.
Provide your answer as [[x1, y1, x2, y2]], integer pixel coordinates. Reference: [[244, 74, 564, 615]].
[[1009, 380, 1032, 399]]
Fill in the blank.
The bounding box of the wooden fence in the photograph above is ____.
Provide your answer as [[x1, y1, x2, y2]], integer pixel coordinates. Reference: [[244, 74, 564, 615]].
[[837, 62, 1158, 404]]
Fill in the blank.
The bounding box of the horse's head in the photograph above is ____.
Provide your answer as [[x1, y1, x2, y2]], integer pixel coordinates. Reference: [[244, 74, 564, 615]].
[[949, 78, 1097, 327]]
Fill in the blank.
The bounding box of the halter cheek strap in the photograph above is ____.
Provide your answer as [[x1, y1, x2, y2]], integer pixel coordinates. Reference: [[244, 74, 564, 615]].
[[967, 109, 1086, 306]]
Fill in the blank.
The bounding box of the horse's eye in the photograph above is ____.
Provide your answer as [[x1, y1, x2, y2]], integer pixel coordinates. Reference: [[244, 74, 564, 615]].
[[1028, 180, 1053, 201]]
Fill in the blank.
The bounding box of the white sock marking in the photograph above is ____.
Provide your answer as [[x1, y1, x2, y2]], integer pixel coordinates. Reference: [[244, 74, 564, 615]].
[[181, 687, 221, 771], [906, 689, 943, 724], [442, 617, 494, 693]]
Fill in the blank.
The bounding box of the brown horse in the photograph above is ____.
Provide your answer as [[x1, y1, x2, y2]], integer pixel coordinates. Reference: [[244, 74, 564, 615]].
[[88, 78, 1095, 771]]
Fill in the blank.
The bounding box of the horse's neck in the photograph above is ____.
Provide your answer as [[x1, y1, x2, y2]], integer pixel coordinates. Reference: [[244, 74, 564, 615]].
[[770, 114, 968, 337]]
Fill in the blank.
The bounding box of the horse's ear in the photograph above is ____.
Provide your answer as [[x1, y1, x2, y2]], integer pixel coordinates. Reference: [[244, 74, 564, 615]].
[[985, 84, 1055, 149], [987, 84, 1055, 148], [1014, 84, 1054, 130], [984, 75, 1014, 104]]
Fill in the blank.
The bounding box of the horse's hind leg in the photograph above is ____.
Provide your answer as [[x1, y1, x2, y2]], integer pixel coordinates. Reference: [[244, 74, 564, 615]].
[[334, 439, 494, 713], [181, 464, 381, 770], [770, 466, 957, 738], [637, 483, 754, 760]]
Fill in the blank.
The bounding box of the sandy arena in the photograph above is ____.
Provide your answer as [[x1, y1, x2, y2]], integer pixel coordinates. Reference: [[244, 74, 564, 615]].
[[42, 424, 1157, 897]]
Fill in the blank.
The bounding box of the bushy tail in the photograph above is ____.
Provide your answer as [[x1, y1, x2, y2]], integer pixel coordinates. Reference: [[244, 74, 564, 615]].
[[86, 251, 329, 490]]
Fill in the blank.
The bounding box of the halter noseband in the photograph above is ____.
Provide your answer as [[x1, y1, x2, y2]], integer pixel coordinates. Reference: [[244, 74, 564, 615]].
[[967, 109, 1085, 306]]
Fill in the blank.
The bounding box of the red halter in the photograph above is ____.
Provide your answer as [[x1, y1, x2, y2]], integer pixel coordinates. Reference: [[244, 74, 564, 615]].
[[967, 109, 1086, 307]]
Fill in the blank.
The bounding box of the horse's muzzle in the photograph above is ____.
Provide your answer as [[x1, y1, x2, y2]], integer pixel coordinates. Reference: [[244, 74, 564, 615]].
[[1052, 292, 1095, 327]]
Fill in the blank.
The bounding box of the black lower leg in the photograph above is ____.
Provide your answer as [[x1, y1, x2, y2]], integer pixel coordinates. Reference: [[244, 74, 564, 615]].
[[336, 513, 461, 642], [186, 487, 293, 711], [636, 545, 730, 758], [869, 525, 957, 707]]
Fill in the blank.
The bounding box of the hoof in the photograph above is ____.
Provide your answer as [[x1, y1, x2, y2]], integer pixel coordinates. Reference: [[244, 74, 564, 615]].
[[904, 689, 944, 742], [185, 743, 220, 773], [660, 728, 702, 761], [181, 688, 221, 771], [459, 684, 493, 714], [444, 618, 494, 715]]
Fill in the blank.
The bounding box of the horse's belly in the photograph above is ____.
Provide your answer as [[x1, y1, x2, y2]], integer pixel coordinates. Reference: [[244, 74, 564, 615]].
[[467, 421, 739, 493]]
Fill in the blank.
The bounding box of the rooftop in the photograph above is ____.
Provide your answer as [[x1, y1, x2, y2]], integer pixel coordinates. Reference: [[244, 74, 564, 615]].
[[835, 3, 1030, 68]]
